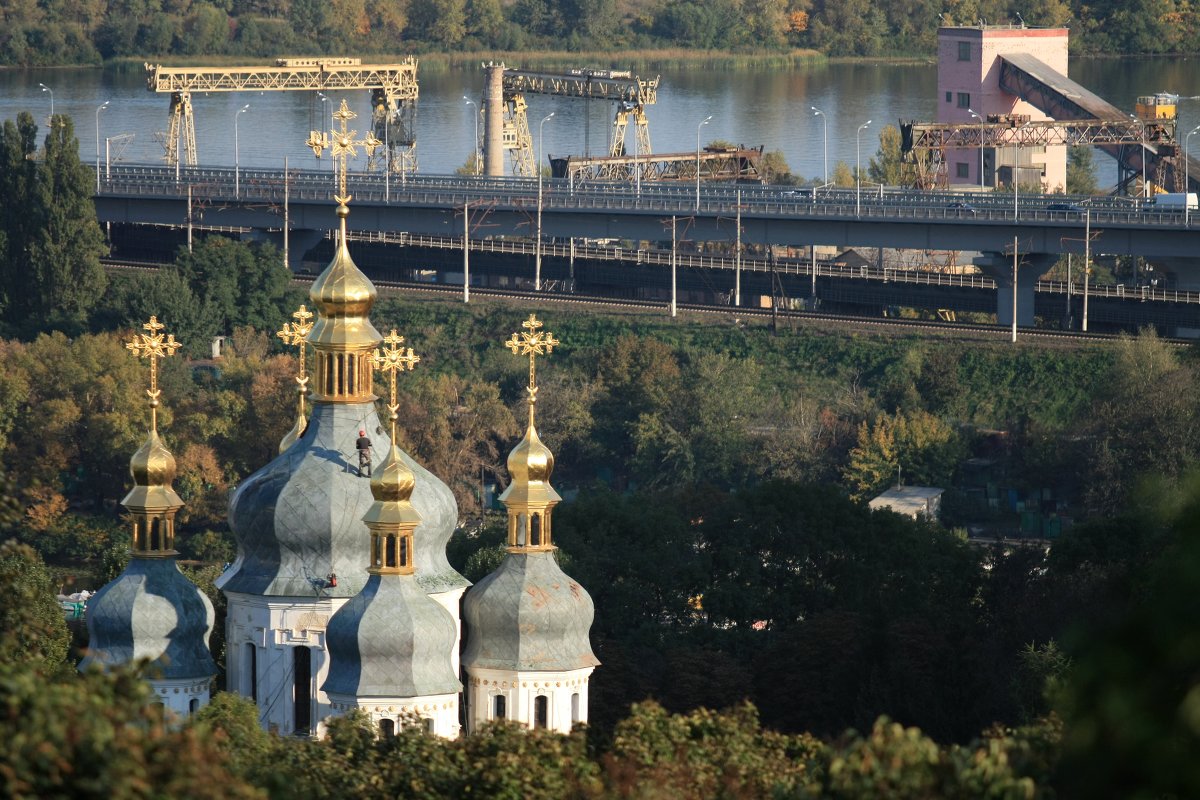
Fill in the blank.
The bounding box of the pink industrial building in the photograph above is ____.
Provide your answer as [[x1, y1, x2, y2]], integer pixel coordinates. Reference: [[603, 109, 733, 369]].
[[938, 25, 1068, 192]]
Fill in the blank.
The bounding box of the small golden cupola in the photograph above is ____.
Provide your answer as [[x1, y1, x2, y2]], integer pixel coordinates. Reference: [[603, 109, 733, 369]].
[[123, 316, 184, 557], [361, 330, 422, 575], [304, 99, 383, 405], [499, 314, 562, 551]]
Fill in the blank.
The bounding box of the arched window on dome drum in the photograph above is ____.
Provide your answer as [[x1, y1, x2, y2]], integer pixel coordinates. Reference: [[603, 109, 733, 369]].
[[293, 646, 312, 735], [189, 698, 200, 715], [530, 513, 541, 546], [379, 718, 395, 738], [494, 694, 506, 719], [133, 519, 145, 551], [399, 536, 408, 567], [242, 642, 257, 702], [149, 517, 161, 551], [514, 513, 527, 546], [534, 695, 549, 729], [385, 535, 397, 568], [324, 354, 335, 396], [571, 693, 580, 724], [423, 718, 435, 733]]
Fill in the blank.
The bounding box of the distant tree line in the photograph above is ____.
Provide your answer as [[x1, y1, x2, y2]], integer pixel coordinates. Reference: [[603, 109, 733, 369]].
[[0, 0, 1196, 65]]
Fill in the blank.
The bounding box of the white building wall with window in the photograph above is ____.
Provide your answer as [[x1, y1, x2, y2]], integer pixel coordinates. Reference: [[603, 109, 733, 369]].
[[466, 667, 593, 733]]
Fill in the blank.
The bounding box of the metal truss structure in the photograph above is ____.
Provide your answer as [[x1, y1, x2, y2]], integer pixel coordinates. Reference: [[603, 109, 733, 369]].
[[901, 117, 1178, 189], [901, 52, 1193, 192], [498, 67, 659, 177], [144, 58, 419, 173], [550, 146, 764, 184]]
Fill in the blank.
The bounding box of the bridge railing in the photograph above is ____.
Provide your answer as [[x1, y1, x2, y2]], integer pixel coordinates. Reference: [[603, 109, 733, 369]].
[[94, 163, 1200, 231], [345, 230, 1199, 303]]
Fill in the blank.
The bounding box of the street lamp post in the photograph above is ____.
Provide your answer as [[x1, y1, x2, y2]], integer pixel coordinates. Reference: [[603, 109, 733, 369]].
[[968, 108, 985, 191], [39, 83, 53, 127], [1185, 125, 1200, 225], [811, 106, 828, 186], [695, 115, 712, 212], [94, 101, 108, 193], [463, 96, 480, 175], [856, 120, 871, 216], [234, 103, 249, 199], [383, 103, 390, 203], [535, 112, 554, 292]]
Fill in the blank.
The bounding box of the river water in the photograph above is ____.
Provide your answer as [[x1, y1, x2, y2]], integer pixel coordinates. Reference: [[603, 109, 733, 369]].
[[2, 57, 1198, 184]]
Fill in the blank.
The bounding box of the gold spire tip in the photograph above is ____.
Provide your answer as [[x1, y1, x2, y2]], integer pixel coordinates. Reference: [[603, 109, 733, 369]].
[[305, 98, 382, 209], [504, 314, 559, 415], [370, 328, 420, 436], [125, 315, 182, 431]]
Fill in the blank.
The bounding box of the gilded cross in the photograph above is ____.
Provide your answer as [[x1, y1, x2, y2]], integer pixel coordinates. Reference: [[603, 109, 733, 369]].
[[370, 329, 420, 437], [277, 304, 315, 438], [276, 304, 315, 385], [304, 99, 382, 206], [504, 314, 558, 417], [125, 315, 182, 432]]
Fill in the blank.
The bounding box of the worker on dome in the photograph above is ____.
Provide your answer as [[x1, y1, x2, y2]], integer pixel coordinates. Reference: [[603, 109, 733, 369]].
[[355, 429, 372, 477]]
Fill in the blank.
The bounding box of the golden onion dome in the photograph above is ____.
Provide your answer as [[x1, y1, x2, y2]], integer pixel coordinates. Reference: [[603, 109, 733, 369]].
[[499, 422, 561, 507], [122, 430, 184, 512], [362, 443, 421, 529], [507, 423, 554, 484], [308, 206, 381, 349]]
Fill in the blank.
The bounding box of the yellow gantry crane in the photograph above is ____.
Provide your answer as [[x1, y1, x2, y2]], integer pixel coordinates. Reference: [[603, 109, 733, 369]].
[[496, 67, 659, 177], [144, 57, 419, 173]]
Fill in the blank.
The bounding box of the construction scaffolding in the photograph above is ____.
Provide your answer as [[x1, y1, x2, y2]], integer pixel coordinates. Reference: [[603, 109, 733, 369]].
[[550, 146, 764, 185], [488, 66, 659, 177], [144, 57, 419, 174]]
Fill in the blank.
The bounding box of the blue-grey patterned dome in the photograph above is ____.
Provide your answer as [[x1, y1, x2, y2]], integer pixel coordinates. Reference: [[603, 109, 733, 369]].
[[463, 552, 599, 672], [323, 574, 460, 698], [219, 401, 466, 598], [81, 558, 216, 679]]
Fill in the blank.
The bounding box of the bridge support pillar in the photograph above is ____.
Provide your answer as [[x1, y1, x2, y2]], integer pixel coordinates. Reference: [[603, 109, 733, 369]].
[[483, 64, 505, 177], [240, 228, 328, 272], [976, 251, 1057, 327]]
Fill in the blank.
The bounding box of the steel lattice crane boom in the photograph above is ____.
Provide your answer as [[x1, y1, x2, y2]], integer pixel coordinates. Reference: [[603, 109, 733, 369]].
[[144, 57, 419, 173], [495, 67, 659, 177], [901, 113, 1181, 191]]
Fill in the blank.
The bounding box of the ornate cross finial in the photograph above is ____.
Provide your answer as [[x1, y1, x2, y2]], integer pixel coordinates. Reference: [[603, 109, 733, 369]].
[[370, 329, 420, 439], [505, 314, 558, 421], [277, 305, 315, 441], [125, 316, 182, 432], [305, 99, 382, 206]]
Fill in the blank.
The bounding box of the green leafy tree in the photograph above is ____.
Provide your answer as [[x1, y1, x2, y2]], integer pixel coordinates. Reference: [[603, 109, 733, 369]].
[[832, 159, 854, 187], [1066, 146, 1099, 195], [1084, 328, 1199, 513], [171, 237, 291, 351], [844, 408, 964, 499], [0, 113, 42, 328], [0, 539, 70, 673], [867, 124, 919, 188], [0, 113, 107, 333], [1058, 474, 1200, 799], [1, 664, 263, 799]]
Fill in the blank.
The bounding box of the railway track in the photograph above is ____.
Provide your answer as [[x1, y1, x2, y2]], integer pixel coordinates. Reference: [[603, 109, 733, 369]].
[[102, 258, 1188, 347]]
